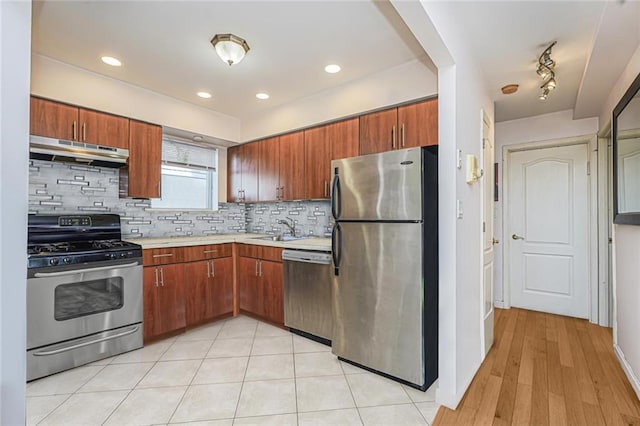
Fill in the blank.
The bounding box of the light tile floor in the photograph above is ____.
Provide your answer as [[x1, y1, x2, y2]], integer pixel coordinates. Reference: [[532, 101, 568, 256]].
[[26, 315, 439, 425]]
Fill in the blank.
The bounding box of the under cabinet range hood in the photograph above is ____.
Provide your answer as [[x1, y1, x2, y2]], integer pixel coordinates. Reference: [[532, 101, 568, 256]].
[[29, 135, 129, 168]]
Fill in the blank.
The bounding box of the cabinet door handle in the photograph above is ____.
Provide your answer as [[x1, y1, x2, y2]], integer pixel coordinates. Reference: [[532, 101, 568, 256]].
[[153, 253, 174, 258], [324, 180, 328, 198], [391, 125, 396, 149], [401, 123, 406, 147], [203, 250, 218, 254], [72, 121, 77, 141], [211, 260, 215, 277], [255, 259, 259, 276], [206, 260, 210, 278], [259, 260, 262, 277], [82, 122, 86, 142], [280, 186, 284, 200], [154, 267, 159, 287], [159, 267, 165, 286]]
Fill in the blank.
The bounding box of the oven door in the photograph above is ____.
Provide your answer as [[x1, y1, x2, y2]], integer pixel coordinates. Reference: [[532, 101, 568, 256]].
[[27, 260, 143, 350]]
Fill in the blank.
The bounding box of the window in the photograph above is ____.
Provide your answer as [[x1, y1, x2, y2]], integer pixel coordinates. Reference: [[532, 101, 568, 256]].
[[151, 138, 218, 210]]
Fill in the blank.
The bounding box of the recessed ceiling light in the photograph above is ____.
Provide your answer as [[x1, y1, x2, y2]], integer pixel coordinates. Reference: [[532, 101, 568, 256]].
[[324, 64, 341, 74], [256, 93, 270, 100], [101, 56, 122, 67], [197, 92, 212, 99]]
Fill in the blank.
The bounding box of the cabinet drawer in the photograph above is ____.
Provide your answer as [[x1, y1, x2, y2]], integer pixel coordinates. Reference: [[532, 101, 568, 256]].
[[183, 243, 232, 262], [143, 248, 186, 265], [236, 244, 283, 262]]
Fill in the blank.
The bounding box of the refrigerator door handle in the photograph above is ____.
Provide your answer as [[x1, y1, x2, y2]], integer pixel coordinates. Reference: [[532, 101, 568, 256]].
[[331, 173, 341, 220], [332, 223, 342, 276]]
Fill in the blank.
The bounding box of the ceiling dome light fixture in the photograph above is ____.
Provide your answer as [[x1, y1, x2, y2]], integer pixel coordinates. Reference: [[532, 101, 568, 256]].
[[211, 33, 250, 66], [256, 93, 270, 100], [501, 84, 519, 95], [197, 91, 212, 99], [537, 41, 557, 101]]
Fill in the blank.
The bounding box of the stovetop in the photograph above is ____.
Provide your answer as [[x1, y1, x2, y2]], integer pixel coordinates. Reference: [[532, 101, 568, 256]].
[[28, 239, 142, 269], [27, 214, 142, 270], [28, 240, 139, 256]]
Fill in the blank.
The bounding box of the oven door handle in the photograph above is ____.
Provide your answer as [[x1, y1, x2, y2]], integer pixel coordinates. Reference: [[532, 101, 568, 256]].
[[32, 325, 140, 356], [33, 261, 140, 277]]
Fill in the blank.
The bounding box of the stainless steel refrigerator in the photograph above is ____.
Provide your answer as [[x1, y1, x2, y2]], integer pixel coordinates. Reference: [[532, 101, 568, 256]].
[[330, 146, 438, 390]]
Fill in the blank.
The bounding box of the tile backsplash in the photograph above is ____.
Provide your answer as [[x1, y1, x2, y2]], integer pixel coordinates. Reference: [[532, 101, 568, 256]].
[[246, 201, 332, 238], [28, 159, 332, 239]]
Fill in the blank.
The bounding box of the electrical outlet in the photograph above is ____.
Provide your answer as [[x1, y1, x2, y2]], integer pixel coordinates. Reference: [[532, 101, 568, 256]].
[[457, 200, 463, 219]]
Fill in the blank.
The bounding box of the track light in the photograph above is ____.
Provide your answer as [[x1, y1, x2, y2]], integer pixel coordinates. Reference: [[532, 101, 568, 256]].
[[537, 42, 557, 101]]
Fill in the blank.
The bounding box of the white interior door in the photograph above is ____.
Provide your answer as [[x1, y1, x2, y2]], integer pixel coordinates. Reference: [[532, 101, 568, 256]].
[[508, 144, 589, 318], [481, 113, 494, 356]]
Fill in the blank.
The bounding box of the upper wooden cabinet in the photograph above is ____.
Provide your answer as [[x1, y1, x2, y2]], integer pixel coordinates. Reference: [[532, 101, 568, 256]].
[[226, 98, 436, 202], [78, 108, 129, 149], [397, 99, 438, 148], [304, 118, 359, 199], [359, 98, 438, 155], [127, 120, 162, 199], [257, 132, 305, 202], [258, 137, 280, 201], [227, 143, 259, 203], [30, 97, 78, 141], [278, 131, 305, 201], [359, 108, 398, 156], [30, 97, 129, 149]]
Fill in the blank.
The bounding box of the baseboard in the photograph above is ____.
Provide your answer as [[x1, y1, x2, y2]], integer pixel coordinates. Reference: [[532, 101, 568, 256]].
[[493, 301, 508, 309], [614, 344, 640, 400]]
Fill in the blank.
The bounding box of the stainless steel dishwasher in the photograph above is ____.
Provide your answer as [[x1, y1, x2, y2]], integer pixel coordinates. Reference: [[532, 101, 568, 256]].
[[282, 249, 333, 342]]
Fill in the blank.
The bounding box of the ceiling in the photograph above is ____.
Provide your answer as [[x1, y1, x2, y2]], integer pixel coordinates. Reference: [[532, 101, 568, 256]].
[[31, 1, 640, 127], [32, 1, 429, 121], [435, 1, 639, 123]]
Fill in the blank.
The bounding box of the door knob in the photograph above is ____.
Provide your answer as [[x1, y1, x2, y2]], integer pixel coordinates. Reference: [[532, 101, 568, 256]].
[[512, 234, 524, 240], [492, 238, 500, 245]]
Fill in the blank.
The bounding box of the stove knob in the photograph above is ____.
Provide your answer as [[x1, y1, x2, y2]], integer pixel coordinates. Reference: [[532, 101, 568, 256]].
[[63, 257, 71, 264], [109, 253, 117, 259], [120, 252, 127, 258], [49, 258, 59, 266]]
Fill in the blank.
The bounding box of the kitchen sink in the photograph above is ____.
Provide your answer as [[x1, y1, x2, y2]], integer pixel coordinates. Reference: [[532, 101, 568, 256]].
[[253, 235, 308, 242]]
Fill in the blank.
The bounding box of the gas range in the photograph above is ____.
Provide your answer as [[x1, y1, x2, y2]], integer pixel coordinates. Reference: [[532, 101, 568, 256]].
[[26, 213, 143, 381], [27, 214, 141, 270]]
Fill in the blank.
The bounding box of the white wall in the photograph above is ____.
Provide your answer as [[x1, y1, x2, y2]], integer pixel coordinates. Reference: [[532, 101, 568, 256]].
[[31, 54, 241, 142], [241, 58, 438, 141], [391, 0, 494, 409], [603, 43, 640, 398], [494, 110, 599, 305], [0, 1, 31, 424]]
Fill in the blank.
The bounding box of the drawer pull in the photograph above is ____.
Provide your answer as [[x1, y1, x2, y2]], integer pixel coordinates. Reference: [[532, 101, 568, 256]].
[[203, 250, 218, 254], [152, 253, 174, 258]]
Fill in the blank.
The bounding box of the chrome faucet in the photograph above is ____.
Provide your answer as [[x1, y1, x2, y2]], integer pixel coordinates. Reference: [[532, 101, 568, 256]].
[[278, 217, 296, 237]]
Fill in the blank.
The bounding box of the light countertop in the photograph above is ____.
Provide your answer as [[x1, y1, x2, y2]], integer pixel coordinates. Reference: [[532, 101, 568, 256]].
[[125, 234, 331, 252]]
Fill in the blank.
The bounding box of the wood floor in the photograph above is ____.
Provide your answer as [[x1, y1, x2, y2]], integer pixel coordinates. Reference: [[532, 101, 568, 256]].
[[433, 308, 640, 425]]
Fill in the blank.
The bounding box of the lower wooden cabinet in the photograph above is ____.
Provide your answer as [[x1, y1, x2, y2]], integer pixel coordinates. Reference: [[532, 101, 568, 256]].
[[143, 263, 186, 341], [261, 260, 284, 324], [238, 255, 283, 325], [143, 242, 284, 341], [185, 257, 233, 325]]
